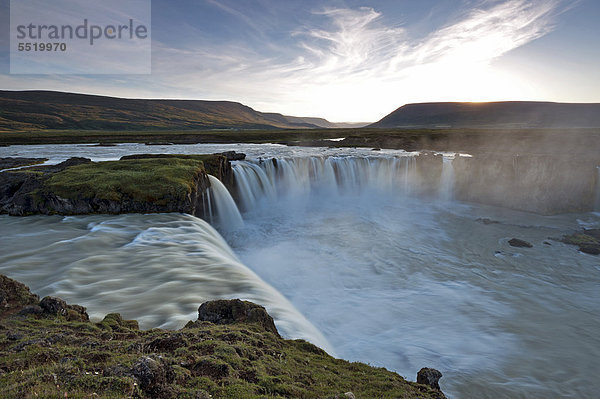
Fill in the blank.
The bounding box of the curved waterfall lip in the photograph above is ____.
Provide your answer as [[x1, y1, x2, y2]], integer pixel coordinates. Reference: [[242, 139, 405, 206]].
[[0, 213, 335, 355], [232, 153, 449, 206], [207, 175, 244, 231]]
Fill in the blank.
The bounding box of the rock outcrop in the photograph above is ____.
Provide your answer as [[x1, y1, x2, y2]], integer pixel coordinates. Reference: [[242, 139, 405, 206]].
[[417, 367, 443, 390], [0, 154, 240, 218], [0, 157, 47, 170], [197, 299, 279, 337]]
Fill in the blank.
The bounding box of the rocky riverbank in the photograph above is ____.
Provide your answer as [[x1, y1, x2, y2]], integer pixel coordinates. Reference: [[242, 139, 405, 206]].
[[0, 153, 240, 217], [0, 274, 446, 398]]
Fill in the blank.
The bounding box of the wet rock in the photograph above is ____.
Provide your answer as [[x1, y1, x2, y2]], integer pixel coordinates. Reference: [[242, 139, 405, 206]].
[[476, 218, 499, 225], [508, 238, 533, 248], [417, 367, 443, 390], [198, 299, 279, 336], [216, 151, 246, 161], [561, 232, 600, 255], [579, 243, 600, 255]]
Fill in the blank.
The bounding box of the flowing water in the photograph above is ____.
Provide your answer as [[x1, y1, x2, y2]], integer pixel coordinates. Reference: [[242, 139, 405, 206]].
[[1, 143, 600, 398]]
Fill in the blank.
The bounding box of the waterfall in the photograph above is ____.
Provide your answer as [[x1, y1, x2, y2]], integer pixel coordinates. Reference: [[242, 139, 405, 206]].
[[232, 155, 419, 207], [439, 156, 455, 201], [233, 162, 277, 211], [207, 175, 244, 230]]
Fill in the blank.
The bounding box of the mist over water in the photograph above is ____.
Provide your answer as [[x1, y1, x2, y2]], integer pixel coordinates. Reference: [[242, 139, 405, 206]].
[[1, 143, 600, 398], [229, 157, 600, 398]]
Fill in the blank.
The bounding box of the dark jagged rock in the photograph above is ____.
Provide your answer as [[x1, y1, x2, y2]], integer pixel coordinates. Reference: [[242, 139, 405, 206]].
[[132, 356, 175, 398], [40, 296, 89, 321], [476, 218, 499, 225], [508, 238, 533, 248], [198, 299, 280, 337], [215, 151, 246, 161], [0, 157, 47, 170], [417, 367, 443, 390], [579, 243, 600, 255], [0, 275, 88, 321]]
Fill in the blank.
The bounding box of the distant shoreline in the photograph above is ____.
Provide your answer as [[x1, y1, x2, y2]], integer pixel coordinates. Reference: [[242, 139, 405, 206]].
[[1, 127, 600, 157]]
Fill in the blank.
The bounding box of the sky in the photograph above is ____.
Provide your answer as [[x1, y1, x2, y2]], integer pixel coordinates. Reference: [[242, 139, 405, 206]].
[[0, 0, 599, 122]]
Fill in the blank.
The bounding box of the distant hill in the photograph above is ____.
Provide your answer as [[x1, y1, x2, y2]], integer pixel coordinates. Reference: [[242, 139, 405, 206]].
[[370, 101, 600, 128], [0, 90, 344, 131], [273, 115, 369, 129]]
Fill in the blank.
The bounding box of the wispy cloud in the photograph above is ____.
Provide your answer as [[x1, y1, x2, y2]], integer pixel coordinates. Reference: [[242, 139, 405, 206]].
[[0, 0, 574, 121]]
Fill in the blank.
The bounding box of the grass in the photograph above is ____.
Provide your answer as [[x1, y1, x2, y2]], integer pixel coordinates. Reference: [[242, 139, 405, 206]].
[[0, 274, 444, 398], [40, 157, 210, 205], [0, 309, 444, 399]]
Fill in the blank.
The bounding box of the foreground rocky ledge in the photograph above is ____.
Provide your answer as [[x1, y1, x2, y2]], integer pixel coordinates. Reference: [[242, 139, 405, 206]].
[[0, 274, 446, 398]]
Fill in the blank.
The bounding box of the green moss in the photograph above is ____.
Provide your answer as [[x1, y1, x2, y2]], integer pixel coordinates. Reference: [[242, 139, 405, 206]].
[[562, 233, 598, 246], [42, 158, 205, 205], [0, 315, 445, 399], [0, 275, 444, 399]]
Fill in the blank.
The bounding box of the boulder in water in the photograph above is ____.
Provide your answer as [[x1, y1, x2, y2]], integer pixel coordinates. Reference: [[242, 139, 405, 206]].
[[508, 238, 533, 248], [417, 367, 443, 390], [561, 232, 600, 255]]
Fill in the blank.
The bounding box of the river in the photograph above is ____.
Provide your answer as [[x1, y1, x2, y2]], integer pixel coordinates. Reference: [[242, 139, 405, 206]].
[[1, 143, 599, 398]]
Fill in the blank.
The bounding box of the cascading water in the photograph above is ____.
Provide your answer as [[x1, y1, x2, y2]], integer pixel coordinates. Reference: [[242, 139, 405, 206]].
[[207, 175, 244, 230], [439, 155, 455, 201], [231, 162, 276, 212], [233, 155, 419, 205], [0, 213, 333, 353]]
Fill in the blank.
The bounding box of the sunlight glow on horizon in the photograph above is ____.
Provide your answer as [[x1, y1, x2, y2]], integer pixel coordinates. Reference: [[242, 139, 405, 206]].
[[1, 0, 597, 122]]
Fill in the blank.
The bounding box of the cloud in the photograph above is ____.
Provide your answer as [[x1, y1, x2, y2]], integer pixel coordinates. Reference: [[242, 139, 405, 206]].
[[1, 0, 574, 121]]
